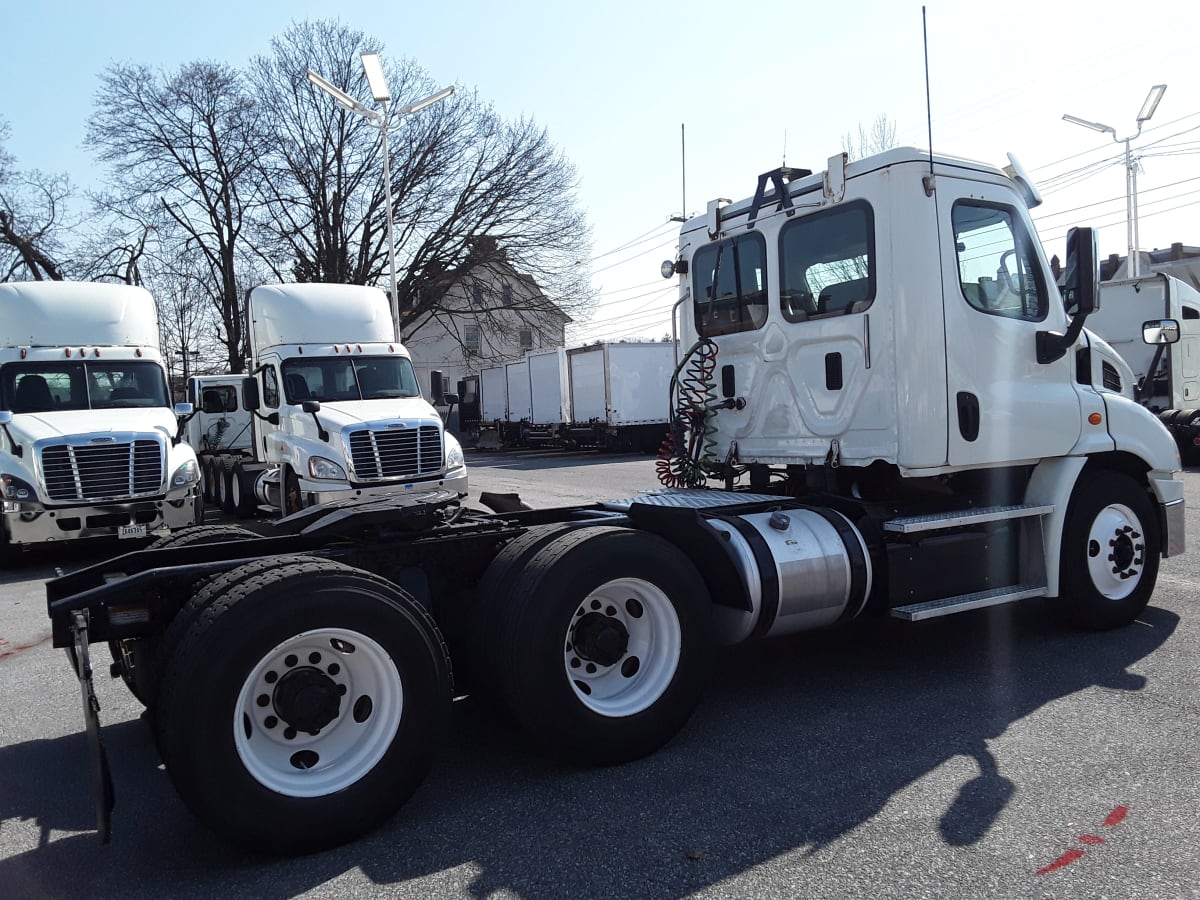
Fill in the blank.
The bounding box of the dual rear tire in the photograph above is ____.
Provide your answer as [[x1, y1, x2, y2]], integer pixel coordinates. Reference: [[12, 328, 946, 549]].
[[155, 557, 452, 855]]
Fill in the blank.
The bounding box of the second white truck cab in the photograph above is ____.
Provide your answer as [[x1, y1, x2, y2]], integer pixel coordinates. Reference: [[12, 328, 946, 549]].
[[0, 281, 200, 559], [230, 283, 467, 516]]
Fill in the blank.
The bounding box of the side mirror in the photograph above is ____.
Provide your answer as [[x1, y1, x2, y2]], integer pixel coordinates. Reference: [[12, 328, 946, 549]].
[[0, 411, 12, 426], [1062, 226, 1099, 315], [301, 399, 322, 414], [429, 369, 445, 405], [442, 393, 460, 406], [1143, 318, 1181, 345], [174, 402, 194, 417], [242, 376, 260, 411]]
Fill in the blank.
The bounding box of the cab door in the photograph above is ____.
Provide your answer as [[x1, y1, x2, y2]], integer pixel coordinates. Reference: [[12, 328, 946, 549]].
[[938, 178, 1081, 466]]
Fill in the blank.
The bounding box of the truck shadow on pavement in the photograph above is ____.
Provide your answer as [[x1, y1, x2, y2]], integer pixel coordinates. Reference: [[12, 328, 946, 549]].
[[0, 601, 1178, 900]]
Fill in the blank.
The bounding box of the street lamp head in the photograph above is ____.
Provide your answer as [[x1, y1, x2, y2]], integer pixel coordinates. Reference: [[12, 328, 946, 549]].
[[306, 69, 380, 121], [1137, 84, 1167, 124], [360, 52, 391, 103], [397, 86, 455, 117], [1061, 113, 1116, 136]]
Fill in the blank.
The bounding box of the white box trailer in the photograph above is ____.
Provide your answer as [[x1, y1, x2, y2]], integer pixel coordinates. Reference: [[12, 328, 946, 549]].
[[565, 341, 675, 451], [505, 360, 531, 424], [525, 347, 570, 444]]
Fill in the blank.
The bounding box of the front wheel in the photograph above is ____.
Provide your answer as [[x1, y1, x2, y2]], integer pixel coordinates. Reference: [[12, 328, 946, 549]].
[[1057, 469, 1161, 630], [492, 527, 714, 765], [155, 559, 452, 854]]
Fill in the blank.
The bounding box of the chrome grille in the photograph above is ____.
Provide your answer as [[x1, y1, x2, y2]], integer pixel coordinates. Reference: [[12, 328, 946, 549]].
[[348, 426, 443, 481], [41, 439, 164, 501]]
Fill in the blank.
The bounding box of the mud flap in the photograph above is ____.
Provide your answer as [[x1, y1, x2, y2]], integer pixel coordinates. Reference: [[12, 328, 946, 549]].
[[71, 611, 115, 843], [476, 426, 503, 450]]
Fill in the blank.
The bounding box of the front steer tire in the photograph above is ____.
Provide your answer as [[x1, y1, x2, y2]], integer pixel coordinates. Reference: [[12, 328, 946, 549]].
[[155, 558, 452, 855], [493, 526, 714, 766], [1056, 469, 1161, 631]]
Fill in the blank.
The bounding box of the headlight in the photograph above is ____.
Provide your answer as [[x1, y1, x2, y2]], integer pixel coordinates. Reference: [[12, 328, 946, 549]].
[[445, 432, 465, 470], [309, 456, 347, 480], [170, 459, 199, 487], [1, 473, 37, 501]]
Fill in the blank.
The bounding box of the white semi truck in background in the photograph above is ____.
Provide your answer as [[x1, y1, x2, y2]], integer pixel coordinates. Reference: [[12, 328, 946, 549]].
[[187, 283, 467, 517], [49, 147, 1184, 856], [1085, 272, 1200, 462], [0, 281, 200, 561]]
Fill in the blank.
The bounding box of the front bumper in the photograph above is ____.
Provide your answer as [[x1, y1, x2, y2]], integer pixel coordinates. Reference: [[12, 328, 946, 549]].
[[300, 468, 468, 507], [3, 488, 200, 545], [1148, 473, 1186, 558]]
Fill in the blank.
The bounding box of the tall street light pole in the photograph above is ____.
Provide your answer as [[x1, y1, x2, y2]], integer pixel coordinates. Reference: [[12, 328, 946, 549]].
[[1063, 84, 1167, 279], [306, 57, 454, 341]]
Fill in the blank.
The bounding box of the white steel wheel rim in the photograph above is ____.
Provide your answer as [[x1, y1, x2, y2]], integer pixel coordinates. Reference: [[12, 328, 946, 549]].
[[1085, 503, 1146, 601], [231, 474, 241, 506], [234, 627, 403, 797], [563, 577, 681, 718]]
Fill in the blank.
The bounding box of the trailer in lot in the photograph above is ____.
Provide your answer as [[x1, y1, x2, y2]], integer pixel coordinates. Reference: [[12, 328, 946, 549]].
[[564, 341, 674, 451]]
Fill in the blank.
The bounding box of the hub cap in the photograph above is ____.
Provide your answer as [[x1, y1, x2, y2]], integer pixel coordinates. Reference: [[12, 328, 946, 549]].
[[234, 628, 402, 797], [1085, 503, 1146, 601], [563, 577, 680, 718]]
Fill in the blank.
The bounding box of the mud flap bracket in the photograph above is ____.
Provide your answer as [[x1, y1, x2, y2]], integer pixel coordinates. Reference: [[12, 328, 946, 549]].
[[71, 610, 115, 843]]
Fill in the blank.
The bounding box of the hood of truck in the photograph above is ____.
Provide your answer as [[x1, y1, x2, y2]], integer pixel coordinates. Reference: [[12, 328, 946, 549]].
[[7, 408, 180, 445], [306, 397, 440, 429]]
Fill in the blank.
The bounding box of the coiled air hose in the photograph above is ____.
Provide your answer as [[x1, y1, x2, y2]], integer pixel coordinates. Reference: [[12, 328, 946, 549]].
[[656, 338, 719, 487]]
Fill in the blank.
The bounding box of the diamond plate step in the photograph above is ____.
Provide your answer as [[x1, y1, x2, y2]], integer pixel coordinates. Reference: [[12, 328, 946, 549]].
[[891, 583, 1048, 621], [883, 503, 1054, 534]]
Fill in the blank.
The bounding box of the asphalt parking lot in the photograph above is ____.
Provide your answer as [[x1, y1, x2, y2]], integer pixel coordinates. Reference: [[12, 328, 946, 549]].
[[1, 451, 1198, 900]]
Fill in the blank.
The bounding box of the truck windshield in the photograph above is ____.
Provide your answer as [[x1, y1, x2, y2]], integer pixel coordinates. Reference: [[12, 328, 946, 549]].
[[0, 361, 170, 413], [280, 357, 420, 404]]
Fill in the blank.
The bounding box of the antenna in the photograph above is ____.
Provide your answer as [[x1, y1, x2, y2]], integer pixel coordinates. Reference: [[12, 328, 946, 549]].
[[782, 129, 788, 168], [671, 123, 687, 223], [921, 6, 935, 195]]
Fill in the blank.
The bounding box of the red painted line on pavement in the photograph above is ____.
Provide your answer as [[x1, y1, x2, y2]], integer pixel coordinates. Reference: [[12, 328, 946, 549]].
[[1103, 806, 1129, 827], [0, 635, 52, 660], [1036, 849, 1086, 876], [1079, 834, 1105, 845]]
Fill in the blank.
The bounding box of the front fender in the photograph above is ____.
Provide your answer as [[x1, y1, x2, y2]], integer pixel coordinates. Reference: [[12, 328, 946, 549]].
[[1101, 392, 1181, 473]]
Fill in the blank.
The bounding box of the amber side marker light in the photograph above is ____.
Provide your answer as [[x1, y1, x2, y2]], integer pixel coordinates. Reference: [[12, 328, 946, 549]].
[[1088, 413, 1103, 425]]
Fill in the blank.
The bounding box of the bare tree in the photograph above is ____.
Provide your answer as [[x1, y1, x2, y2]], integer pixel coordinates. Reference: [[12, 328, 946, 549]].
[[249, 20, 594, 353], [0, 120, 72, 281], [843, 114, 899, 161], [87, 62, 268, 372]]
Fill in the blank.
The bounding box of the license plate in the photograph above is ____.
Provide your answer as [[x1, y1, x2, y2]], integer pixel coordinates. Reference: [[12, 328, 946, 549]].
[[118, 524, 148, 540]]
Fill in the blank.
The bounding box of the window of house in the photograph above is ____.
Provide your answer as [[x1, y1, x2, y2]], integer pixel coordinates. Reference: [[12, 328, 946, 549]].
[[502, 284, 513, 307], [779, 201, 876, 323], [952, 201, 1048, 322], [691, 232, 768, 337], [471, 286, 483, 307], [464, 324, 482, 354], [519, 328, 534, 351]]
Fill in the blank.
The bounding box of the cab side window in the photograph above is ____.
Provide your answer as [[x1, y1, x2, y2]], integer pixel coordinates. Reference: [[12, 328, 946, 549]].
[[952, 201, 1047, 322], [692, 232, 768, 337], [263, 366, 280, 409]]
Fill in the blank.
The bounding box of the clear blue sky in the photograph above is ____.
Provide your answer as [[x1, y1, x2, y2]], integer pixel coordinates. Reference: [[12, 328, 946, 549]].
[[3, 0, 1198, 343]]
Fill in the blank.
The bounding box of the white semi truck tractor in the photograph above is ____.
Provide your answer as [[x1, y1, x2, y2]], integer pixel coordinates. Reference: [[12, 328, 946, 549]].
[[189, 283, 467, 517], [0, 281, 200, 561], [47, 147, 1184, 855]]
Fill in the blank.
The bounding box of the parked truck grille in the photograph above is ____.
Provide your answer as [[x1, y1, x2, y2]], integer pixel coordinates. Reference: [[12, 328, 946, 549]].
[[40, 440, 164, 501], [348, 426, 443, 481]]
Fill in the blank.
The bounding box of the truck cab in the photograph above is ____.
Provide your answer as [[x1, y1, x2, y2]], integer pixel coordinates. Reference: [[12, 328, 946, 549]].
[[0, 281, 200, 558], [243, 284, 467, 514]]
